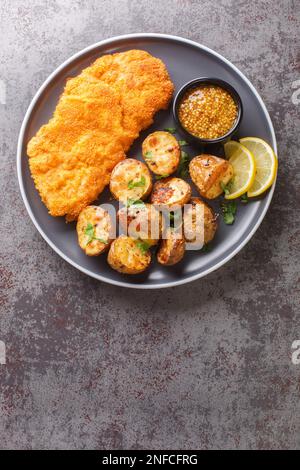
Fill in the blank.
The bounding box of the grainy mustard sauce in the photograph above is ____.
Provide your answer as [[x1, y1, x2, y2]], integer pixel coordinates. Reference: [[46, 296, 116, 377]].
[[178, 85, 238, 139]]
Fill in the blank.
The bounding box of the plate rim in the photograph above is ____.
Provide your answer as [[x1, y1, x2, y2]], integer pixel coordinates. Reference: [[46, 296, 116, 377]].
[[17, 33, 277, 289]]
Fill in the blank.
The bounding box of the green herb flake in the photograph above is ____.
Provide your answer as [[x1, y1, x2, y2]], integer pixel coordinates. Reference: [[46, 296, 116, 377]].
[[94, 237, 108, 244], [168, 210, 182, 228], [135, 239, 151, 254], [85, 222, 108, 245], [85, 222, 95, 244], [155, 174, 169, 180], [164, 127, 176, 134], [221, 201, 237, 225], [220, 180, 233, 196], [126, 198, 145, 208], [179, 140, 188, 147], [128, 175, 146, 189], [241, 193, 249, 204], [201, 244, 211, 253], [144, 151, 153, 159], [178, 150, 190, 178]]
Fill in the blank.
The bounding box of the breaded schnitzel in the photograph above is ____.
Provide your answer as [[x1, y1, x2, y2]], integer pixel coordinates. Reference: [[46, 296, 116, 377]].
[[27, 50, 174, 221]]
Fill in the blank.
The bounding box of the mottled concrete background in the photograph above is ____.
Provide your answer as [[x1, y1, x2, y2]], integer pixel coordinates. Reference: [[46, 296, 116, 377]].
[[0, 0, 299, 450]]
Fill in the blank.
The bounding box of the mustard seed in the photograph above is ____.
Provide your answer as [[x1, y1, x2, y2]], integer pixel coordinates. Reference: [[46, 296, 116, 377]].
[[178, 85, 238, 139]]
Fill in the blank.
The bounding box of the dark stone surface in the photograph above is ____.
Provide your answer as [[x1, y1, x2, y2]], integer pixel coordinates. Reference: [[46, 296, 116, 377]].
[[0, 0, 299, 449]]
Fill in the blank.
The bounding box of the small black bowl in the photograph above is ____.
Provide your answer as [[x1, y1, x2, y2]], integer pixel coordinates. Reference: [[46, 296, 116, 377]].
[[173, 77, 243, 146]]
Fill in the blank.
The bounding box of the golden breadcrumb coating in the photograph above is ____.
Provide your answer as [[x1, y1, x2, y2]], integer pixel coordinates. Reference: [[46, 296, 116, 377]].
[[27, 50, 174, 221]]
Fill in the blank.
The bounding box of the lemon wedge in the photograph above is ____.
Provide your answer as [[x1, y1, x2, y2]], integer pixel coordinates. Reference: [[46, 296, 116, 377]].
[[223, 141, 256, 199], [239, 137, 278, 197]]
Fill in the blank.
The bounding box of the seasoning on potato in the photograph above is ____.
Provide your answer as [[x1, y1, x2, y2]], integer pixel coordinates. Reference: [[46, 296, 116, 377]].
[[142, 131, 180, 176], [183, 197, 218, 247], [107, 235, 151, 274], [178, 85, 238, 139], [110, 159, 152, 203], [151, 177, 192, 207], [157, 228, 185, 266], [189, 154, 234, 199], [118, 203, 162, 246], [77, 206, 113, 256]]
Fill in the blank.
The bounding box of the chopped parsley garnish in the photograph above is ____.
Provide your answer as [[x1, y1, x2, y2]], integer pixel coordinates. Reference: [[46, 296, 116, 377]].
[[155, 174, 169, 180], [85, 223, 108, 245], [178, 140, 188, 147], [168, 210, 182, 228], [241, 193, 249, 204], [144, 151, 153, 159], [128, 176, 146, 189], [126, 198, 145, 208], [201, 244, 211, 253], [169, 212, 175, 223], [220, 201, 237, 225], [164, 127, 176, 134], [135, 239, 151, 254], [178, 150, 190, 178], [220, 180, 233, 196]]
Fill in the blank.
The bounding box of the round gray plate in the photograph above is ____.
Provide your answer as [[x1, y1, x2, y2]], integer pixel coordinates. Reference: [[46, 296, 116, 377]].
[[17, 34, 277, 289]]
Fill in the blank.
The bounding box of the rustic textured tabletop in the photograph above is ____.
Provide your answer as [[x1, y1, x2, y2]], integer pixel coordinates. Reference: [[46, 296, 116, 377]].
[[0, 0, 299, 450]]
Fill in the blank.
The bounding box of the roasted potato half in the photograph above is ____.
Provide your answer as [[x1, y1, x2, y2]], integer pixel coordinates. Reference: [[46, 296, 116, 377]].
[[157, 228, 185, 266], [189, 154, 233, 199], [118, 203, 162, 246], [142, 131, 180, 176], [183, 197, 218, 247], [107, 235, 151, 274], [151, 177, 192, 208], [110, 158, 152, 203], [77, 205, 113, 256]]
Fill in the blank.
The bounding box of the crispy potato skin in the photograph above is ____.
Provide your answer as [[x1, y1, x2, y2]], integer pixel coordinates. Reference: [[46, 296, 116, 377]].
[[27, 50, 174, 221], [77, 205, 113, 256], [107, 235, 151, 274], [142, 131, 180, 176], [157, 228, 185, 266], [151, 177, 192, 207], [118, 203, 162, 246], [110, 159, 152, 203], [189, 154, 233, 199], [183, 197, 218, 246]]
